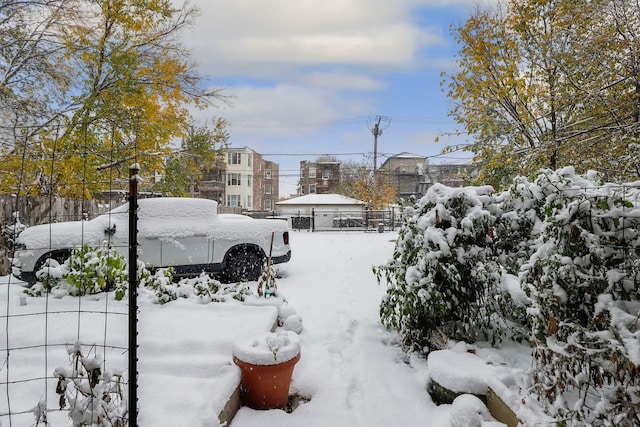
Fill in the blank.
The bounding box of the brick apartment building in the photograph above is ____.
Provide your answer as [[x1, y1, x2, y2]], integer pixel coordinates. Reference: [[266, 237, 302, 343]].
[[299, 160, 340, 195], [190, 147, 279, 211]]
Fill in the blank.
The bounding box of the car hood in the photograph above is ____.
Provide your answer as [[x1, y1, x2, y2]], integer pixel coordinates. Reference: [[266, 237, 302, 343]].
[[16, 218, 112, 250]]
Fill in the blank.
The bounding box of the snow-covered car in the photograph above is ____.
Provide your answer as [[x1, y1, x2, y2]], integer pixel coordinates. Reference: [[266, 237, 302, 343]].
[[12, 197, 291, 284]]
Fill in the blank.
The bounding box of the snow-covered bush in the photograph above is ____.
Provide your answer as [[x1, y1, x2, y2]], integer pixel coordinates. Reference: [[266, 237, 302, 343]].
[[377, 167, 640, 424], [26, 247, 252, 304], [374, 184, 513, 351], [520, 169, 640, 425], [142, 271, 252, 304], [33, 258, 69, 293], [137, 262, 176, 303], [65, 245, 128, 298], [493, 175, 544, 275]]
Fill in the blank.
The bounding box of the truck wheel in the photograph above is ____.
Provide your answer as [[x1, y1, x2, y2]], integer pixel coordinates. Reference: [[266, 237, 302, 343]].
[[224, 249, 264, 282], [31, 250, 71, 285], [36, 250, 71, 269]]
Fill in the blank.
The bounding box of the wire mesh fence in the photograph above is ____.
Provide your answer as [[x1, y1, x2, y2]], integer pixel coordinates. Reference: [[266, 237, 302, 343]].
[[0, 139, 137, 425]]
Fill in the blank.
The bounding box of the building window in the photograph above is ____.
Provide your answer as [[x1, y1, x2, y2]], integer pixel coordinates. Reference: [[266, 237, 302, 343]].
[[309, 167, 316, 178], [247, 154, 252, 167], [228, 152, 241, 165], [323, 169, 331, 179], [227, 172, 241, 186], [264, 199, 272, 210], [265, 169, 272, 179], [247, 174, 252, 186], [309, 184, 316, 194], [264, 183, 272, 195], [247, 195, 252, 209], [227, 194, 241, 206]]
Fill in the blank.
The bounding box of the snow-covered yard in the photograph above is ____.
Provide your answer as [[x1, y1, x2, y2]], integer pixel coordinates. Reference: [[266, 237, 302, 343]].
[[1, 230, 548, 426]]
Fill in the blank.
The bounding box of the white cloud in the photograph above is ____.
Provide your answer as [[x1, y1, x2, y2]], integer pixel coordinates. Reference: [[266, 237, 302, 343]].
[[196, 84, 375, 138], [296, 72, 384, 91], [177, 0, 478, 163], [182, 0, 444, 76]]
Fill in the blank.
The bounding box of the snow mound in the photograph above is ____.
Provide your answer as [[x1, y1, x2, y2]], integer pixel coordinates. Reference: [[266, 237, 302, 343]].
[[232, 330, 301, 365], [429, 349, 505, 395], [283, 314, 303, 334], [450, 394, 496, 427]]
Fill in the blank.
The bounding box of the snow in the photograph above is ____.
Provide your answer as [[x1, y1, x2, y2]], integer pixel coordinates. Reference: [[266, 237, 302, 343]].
[[232, 331, 301, 365], [450, 394, 491, 427], [0, 230, 550, 426], [429, 348, 505, 396]]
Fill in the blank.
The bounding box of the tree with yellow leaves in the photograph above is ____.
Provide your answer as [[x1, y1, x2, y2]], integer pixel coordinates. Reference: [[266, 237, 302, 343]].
[[0, 0, 227, 198], [337, 160, 396, 209], [443, 0, 640, 188]]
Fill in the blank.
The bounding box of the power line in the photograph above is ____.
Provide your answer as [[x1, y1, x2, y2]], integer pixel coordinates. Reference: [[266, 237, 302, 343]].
[[259, 152, 367, 157]]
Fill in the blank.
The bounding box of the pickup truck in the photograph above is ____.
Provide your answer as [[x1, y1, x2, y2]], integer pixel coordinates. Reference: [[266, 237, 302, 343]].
[[12, 197, 291, 284]]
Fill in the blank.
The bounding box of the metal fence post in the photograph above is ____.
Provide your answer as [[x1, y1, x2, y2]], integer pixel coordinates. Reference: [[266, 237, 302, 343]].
[[128, 164, 139, 427]]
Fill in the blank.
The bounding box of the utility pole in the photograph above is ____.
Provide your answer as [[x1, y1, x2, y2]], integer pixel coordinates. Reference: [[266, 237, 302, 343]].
[[368, 116, 390, 209], [368, 115, 391, 174]]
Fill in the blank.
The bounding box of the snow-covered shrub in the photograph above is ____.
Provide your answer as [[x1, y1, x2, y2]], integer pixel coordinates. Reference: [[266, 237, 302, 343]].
[[27, 246, 253, 305], [493, 175, 544, 275], [65, 245, 128, 298], [521, 168, 640, 425], [26, 245, 129, 299], [137, 262, 176, 303], [142, 271, 252, 304], [375, 184, 513, 351], [377, 167, 640, 424], [26, 258, 70, 296], [53, 342, 126, 426]]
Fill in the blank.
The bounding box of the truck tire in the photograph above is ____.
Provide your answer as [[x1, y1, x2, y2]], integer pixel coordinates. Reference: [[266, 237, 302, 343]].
[[30, 250, 72, 285], [224, 248, 264, 282]]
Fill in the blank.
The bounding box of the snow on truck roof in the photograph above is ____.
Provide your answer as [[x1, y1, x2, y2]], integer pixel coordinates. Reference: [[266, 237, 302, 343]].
[[110, 197, 218, 218]]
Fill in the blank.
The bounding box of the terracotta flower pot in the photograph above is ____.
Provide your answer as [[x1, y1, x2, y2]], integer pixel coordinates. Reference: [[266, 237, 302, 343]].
[[233, 352, 301, 409], [232, 331, 301, 410]]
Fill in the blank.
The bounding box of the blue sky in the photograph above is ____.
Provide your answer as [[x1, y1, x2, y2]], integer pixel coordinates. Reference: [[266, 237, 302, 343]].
[[179, 0, 491, 196]]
